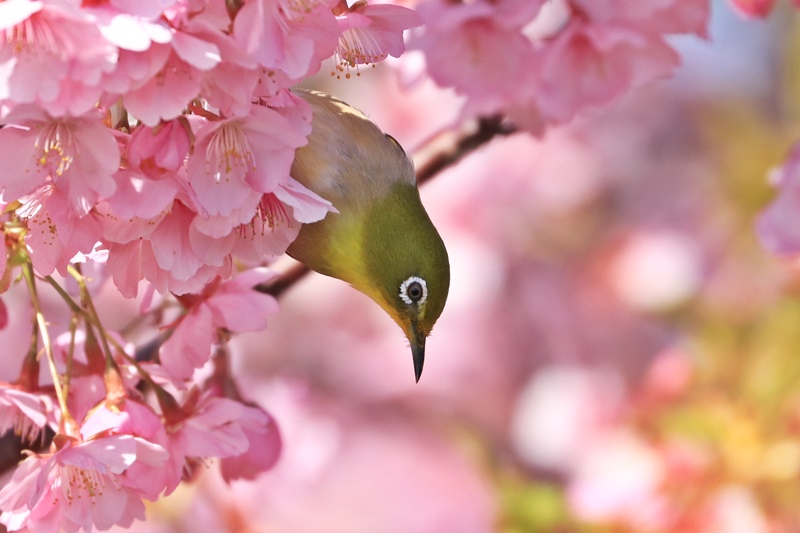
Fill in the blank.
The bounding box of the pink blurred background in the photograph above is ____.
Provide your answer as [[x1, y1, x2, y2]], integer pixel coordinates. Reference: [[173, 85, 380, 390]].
[[9, 1, 798, 531]]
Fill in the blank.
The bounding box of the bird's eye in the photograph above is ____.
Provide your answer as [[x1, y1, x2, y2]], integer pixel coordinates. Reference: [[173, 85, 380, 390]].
[[399, 276, 428, 306]]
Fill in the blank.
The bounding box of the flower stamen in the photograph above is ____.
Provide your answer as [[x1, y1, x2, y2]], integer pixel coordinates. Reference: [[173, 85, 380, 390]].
[[205, 124, 255, 183], [34, 122, 77, 178]]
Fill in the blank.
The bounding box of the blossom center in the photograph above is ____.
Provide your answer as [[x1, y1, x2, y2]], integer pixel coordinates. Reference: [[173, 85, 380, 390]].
[[205, 123, 255, 183], [336, 27, 383, 74], [237, 193, 290, 238], [34, 121, 76, 178], [278, 0, 324, 26], [5, 13, 61, 58], [62, 464, 117, 503]]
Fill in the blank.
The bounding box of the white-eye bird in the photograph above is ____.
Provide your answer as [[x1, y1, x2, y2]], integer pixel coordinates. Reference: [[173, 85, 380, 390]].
[[287, 90, 450, 382]]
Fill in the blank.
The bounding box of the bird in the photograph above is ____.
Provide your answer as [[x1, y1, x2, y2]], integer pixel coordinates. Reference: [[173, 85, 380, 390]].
[[286, 89, 450, 382]]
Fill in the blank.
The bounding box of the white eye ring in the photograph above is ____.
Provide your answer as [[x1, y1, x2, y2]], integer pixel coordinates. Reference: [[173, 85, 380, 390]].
[[399, 276, 428, 305]]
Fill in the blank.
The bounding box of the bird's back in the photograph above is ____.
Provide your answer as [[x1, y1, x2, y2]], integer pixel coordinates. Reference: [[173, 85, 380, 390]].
[[291, 90, 417, 212]]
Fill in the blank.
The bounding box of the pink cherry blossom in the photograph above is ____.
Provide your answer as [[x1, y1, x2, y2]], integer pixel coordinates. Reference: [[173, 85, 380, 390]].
[[223, 182, 336, 264], [105, 226, 235, 298], [571, 0, 709, 37], [105, 168, 181, 222], [333, 1, 423, 77], [0, 383, 51, 444], [122, 46, 209, 127], [0, 0, 118, 118], [411, 0, 709, 132], [159, 268, 278, 379], [159, 302, 216, 380], [410, 0, 543, 122], [161, 394, 264, 494], [189, 191, 263, 242], [219, 403, 282, 483], [101, 39, 170, 96], [81, 399, 171, 501], [82, 0, 174, 53], [0, 108, 119, 216], [127, 119, 192, 180], [534, 3, 707, 123], [188, 120, 266, 219], [124, 200, 236, 296], [193, 19, 261, 117], [274, 178, 338, 224], [0, 434, 165, 533], [232, 0, 340, 80], [18, 185, 105, 277], [148, 200, 207, 283], [535, 19, 681, 123], [187, 100, 312, 218], [122, 20, 224, 126], [227, 193, 303, 261], [188, 184, 334, 268]]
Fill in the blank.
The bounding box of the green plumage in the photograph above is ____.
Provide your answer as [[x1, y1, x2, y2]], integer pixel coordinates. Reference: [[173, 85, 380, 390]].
[[362, 184, 449, 336], [287, 90, 450, 381]]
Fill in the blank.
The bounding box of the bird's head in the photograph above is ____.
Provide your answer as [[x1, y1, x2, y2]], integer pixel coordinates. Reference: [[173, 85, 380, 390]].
[[354, 183, 450, 382]]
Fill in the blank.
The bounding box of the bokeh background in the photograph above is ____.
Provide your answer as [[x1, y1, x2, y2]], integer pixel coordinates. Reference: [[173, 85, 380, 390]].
[[42, 0, 800, 531]]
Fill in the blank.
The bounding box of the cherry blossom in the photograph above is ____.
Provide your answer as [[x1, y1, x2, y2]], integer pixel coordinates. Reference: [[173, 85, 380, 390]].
[[333, 0, 423, 78], [159, 268, 279, 379], [187, 100, 312, 217], [0, 384, 51, 444], [0, 0, 118, 118], [232, 0, 340, 80], [81, 399, 172, 501], [0, 108, 119, 216], [0, 434, 166, 533], [410, 0, 543, 122], [127, 119, 192, 181], [82, 0, 174, 53], [161, 393, 267, 494], [20, 185, 105, 277], [219, 403, 282, 483], [410, 0, 709, 131]]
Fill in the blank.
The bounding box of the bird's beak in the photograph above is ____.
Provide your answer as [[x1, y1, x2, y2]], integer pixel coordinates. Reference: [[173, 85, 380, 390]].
[[411, 321, 426, 383]]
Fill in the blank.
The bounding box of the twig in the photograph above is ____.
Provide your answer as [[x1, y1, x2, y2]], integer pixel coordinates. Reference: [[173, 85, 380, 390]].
[[414, 115, 516, 185]]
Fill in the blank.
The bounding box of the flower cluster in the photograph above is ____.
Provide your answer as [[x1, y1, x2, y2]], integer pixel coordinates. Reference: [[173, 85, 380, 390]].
[[0, 267, 284, 533], [0, 0, 421, 531], [0, 0, 422, 294], [0, 0, 719, 531], [409, 0, 709, 133]]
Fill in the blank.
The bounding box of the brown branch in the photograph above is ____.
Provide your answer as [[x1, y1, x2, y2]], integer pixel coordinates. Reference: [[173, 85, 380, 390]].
[[255, 261, 310, 297], [414, 115, 516, 185]]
